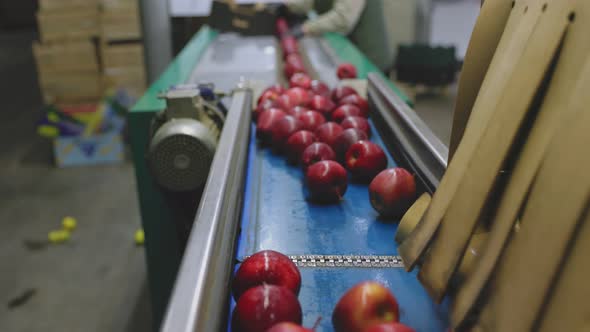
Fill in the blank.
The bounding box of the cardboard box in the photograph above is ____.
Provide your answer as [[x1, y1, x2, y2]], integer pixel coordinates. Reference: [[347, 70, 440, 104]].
[[100, 43, 144, 69], [100, 7, 141, 41], [37, 9, 99, 43], [33, 41, 99, 72], [103, 66, 146, 97], [38, 70, 102, 103]]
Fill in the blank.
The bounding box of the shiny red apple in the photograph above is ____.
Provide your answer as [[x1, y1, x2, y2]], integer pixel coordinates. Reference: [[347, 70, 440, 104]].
[[285, 62, 306, 79], [332, 104, 363, 123], [258, 84, 286, 104], [333, 128, 368, 160], [309, 95, 336, 118], [296, 110, 326, 131], [288, 106, 310, 118], [285, 87, 313, 107], [232, 284, 302, 332], [339, 94, 369, 116], [301, 142, 337, 171], [289, 73, 313, 89], [256, 97, 282, 121], [336, 63, 358, 79], [363, 323, 416, 332], [281, 36, 299, 57], [369, 168, 416, 218], [267, 322, 314, 332], [276, 18, 289, 37], [310, 80, 331, 98], [315, 122, 343, 147], [257, 108, 287, 144], [332, 282, 400, 332], [331, 86, 358, 102], [305, 160, 348, 203], [345, 141, 387, 182], [286, 53, 305, 68], [278, 94, 297, 110], [232, 250, 301, 300], [271, 115, 304, 152], [341, 116, 371, 137], [285, 130, 318, 164]]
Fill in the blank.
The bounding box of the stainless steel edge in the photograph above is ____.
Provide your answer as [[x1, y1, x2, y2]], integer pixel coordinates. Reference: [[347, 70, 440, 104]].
[[368, 73, 448, 192], [160, 89, 252, 332]]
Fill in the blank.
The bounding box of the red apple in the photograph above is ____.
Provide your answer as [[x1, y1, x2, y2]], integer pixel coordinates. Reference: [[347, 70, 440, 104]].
[[257, 108, 287, 143], [289, 73, 312, 89], [276, 18, 289, 37], [341, 116, 371, 137], [278, 94, 298, 111], [285, 62, 306, 79], [267, 322, 314, 332], [296, 110, 326, 131], [271, 115, 304, 152], [309, 95, 336, 118], [331, 86, 358, 102], [345, 141, 387, 182], [363, 323, 416, 332], [333, 128, 368, 160], [258, 84, 286, 104], [301, 142, 337, 171], [232, 250, 301, 300], [337, 63, 358, 79], [310, 80, 331, 98], [332, 104, 363, 123], [285, 130, 318, 164], [286, 53, 305, 68], [369, 168, 416, 218], [285, 87, 313, 107], [258, 90, 281, 108], [339, 94, 369, 116], [232, 284, 302, 332], [288, 106, 310, 118], [315, 122, 344, 147], [256, 97, 282, 121], [281, 36, 299, 57], [332, 282, 400, 332], [306, 160, 348, 203]]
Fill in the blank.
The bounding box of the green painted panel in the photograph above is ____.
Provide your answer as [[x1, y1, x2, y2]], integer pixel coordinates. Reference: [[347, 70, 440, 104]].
[[128, 26, 217, 330], [323, 32, 413, 106]]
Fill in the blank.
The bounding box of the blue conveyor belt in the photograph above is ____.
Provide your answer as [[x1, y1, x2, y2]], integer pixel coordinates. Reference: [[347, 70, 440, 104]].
[[232, 121, 449, 331]]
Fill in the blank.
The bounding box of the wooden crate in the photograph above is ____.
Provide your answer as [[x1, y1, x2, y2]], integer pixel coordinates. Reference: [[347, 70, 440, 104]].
[[100, 6, 141, 41], [103, 66, 146, 97], [100, 43, 144, 69], [38, 70, 102, 103], [33, 41, 99, 73], [37, 9, 99, 43], [39, 0, 99, 11]]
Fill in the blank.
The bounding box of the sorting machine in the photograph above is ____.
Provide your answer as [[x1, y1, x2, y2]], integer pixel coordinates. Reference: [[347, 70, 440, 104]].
[[130, 27, 448, 331]]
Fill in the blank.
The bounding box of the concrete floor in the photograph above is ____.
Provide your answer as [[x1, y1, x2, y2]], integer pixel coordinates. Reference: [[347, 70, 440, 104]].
[[0, 30, 151, 332]]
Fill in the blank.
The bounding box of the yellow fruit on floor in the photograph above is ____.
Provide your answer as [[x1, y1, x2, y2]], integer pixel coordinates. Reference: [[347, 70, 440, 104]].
[[62, 216, 77, 231], [48, 230, 70, 244], [134, 229, 145, 246]]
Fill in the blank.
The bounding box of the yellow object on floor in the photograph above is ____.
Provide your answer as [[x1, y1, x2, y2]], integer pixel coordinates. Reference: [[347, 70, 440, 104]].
[[48, 230, 70, 244], [62, 216, 77, 231], [134, 229, 144, 246]]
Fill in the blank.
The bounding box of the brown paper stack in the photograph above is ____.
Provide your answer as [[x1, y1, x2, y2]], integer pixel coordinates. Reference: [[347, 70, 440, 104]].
[[395, 0, 590, 330]]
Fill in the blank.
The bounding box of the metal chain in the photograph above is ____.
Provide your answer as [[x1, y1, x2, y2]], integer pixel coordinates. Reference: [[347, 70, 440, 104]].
[[240, 255, 404, 268]]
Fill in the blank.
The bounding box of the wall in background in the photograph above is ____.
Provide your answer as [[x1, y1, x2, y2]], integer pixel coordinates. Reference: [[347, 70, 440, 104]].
[[430, 0, 481, 59], [0, 0, 38, 30]]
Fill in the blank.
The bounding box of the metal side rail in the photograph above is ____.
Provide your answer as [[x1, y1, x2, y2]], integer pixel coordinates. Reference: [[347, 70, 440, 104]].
[[160, 89, 252, 332], [368, 73, 448, 193]]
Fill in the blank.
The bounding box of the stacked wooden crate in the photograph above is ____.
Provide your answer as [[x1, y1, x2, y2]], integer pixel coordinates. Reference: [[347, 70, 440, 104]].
[[100, 0, 146, 98], [33, 0, 146, 104], [34, 0, 102, 103]]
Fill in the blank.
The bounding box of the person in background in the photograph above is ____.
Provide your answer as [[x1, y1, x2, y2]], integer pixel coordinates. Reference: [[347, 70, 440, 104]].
[[283, 0, 394, 72]]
